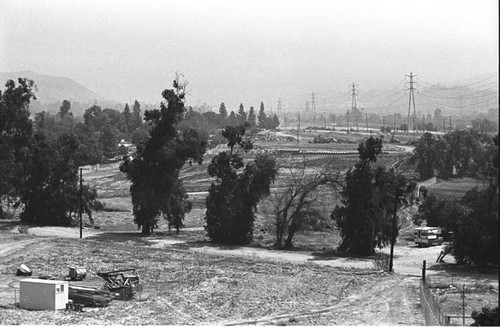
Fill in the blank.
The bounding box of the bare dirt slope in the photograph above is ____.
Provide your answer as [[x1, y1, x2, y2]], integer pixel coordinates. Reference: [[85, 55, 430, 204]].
[[0, 232, 425, 325], [1, 225, 433, 325], [3, 222, 497, 325]]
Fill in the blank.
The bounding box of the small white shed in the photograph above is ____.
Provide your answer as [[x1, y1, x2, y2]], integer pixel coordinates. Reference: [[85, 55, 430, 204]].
[[20, 279, 69, 310]]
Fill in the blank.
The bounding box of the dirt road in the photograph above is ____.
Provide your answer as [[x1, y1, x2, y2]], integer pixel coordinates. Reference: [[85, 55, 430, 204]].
[[26, 226, 104, 238], [148, 236, 447, 277], [225, 275, 422, 326], [0, 238, 42, 258]]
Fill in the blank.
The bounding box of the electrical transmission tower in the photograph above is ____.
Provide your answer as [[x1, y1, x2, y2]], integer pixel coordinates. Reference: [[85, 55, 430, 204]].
[[277, 98, 283, 117], [277, 98, 284, 124], [405, 72, 418, 137], [311, 92, 316, 128], [350, 83, 358, 110], [349, 83, 359, 131]]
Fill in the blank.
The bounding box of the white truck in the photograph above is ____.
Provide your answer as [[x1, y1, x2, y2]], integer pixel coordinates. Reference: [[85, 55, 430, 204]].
[[414, 227, 444, 247]]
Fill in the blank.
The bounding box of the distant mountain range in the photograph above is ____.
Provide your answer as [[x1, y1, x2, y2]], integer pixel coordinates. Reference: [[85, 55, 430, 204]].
[[0, 71, 101, 104], [0, 71, 138, 117], [1, 71, 496, 118]]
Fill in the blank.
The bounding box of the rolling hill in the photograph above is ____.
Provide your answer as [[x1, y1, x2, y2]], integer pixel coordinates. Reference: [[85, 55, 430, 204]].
[[0, 71, 101, 104]]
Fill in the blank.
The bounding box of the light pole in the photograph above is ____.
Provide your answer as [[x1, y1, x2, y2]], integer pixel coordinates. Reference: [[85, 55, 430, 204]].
[[78, 167, 89, 239], [389, 187, 403, 273]]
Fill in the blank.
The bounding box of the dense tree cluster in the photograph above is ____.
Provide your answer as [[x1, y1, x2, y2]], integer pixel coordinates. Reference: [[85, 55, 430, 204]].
[[414, 185, 498, 266], [414, 134, 498, 266], [120, 78, 207, 234], [331, 137, 414, 255], [20, 132, 99, 225], [81, 100, 149, 159], [0, 79, 34, 201], [182, 101, 280, 138], [0, 79, 98, 225], [410, 130, 497, 180], [257, 102, 280, 130], [30, 97, 150, 165], [471, 117, 498, 134], [205, 124, 278, 245]]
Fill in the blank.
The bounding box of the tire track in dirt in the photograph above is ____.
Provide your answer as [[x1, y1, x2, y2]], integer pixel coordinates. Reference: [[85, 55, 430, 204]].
[[0, 238, 46, 307], [0, 238, 43, 259], [224, 276, 423, 326], [328, 275, 422, 325]]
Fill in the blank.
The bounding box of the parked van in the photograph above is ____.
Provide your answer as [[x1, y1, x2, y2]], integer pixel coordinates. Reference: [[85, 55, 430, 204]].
[[414, 227, 444, 247]]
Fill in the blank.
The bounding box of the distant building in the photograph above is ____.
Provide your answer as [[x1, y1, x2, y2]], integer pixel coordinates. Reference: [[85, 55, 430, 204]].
[[118, 139, 136, 155]]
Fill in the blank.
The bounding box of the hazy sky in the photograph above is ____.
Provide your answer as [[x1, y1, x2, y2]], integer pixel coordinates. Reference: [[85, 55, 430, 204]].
[[1, 0, 498, 110]]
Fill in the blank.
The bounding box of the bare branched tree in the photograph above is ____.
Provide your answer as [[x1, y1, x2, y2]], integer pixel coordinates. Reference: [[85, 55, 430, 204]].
[[270, 159, 340, 248]]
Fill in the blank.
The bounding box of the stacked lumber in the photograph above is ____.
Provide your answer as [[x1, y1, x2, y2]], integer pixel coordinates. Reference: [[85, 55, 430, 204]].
[[69, 286, 115, 307]]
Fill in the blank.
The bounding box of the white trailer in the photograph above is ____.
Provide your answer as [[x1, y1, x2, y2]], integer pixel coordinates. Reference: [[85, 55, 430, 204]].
[[20, 279, 69, 310], [414, 227, 444, 247]]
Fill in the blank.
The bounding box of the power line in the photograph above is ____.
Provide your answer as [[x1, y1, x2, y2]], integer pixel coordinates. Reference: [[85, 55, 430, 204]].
[[419, 73, 498, 89], [421, 83, 498, 100], [466, 95, 499, 107], [447, 74, 498, 89], [382, 88, 407, 100], [377, 94, 407, 111], [419, 94, 498, 109], [374, 78, 407, 98]]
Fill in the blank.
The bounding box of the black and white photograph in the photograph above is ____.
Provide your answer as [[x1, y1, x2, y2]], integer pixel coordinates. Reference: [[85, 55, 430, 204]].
[[0, 0, 498, 325]]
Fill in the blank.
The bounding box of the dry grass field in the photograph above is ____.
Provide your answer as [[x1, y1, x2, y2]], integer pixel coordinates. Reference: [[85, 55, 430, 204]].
[[0, 232, 423, 325], [425, 177, 490, 199]]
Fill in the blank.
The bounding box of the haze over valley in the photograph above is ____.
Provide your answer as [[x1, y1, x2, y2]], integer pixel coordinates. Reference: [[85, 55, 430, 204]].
[[1, 0, 497, 118]]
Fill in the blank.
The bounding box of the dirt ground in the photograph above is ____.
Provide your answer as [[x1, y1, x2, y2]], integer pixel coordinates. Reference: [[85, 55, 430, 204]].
[[0, 231, 424, 325], [15, 221, 497, 281], [1, 222, 497, 325]]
